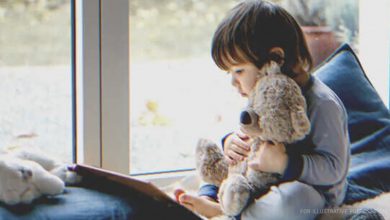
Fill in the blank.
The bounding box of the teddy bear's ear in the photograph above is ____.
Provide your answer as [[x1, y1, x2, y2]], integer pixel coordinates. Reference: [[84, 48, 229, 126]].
[[268, 47, 285, 65], [258, 60, 282, 77], [267, 61, 282, 75]]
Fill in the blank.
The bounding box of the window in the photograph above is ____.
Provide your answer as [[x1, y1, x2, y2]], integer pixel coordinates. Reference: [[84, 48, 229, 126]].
[[77, 0, 389, 176], [0, 0, 73, 162], [358, 0, 390, 106]]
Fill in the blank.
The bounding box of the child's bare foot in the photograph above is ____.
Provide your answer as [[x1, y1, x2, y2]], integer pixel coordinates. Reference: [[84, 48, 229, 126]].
[[174, 189, 223, 218]]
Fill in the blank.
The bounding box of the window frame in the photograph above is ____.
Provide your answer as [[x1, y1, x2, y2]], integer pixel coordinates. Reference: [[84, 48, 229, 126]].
[[75, 0, 130, 174]]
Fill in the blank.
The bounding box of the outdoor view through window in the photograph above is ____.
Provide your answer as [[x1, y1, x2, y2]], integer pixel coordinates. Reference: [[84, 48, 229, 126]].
[[0, 0, 72, 162], [129, 0, 245, 174]]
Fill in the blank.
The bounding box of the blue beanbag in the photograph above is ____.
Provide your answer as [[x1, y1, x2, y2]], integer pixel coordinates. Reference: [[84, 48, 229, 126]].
[[315, 44, 390, 204]]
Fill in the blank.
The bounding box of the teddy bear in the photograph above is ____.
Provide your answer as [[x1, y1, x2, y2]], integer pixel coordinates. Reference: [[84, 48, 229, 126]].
[[0, 147, 80, 205], [195, 61, 311, 219]]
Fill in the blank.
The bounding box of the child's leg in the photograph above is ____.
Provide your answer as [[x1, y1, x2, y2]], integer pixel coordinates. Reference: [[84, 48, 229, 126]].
[[242, 181, 326, 220]]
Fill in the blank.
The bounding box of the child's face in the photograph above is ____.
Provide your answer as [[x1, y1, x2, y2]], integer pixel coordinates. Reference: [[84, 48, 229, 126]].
[[227, 62, 259, 97]]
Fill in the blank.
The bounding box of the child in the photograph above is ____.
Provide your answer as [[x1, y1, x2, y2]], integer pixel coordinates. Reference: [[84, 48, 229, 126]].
[[176, 1, 350, 219]]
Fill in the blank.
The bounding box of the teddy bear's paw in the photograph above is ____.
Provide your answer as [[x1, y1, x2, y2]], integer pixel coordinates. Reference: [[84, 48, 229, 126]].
[[50, 164, 82, 185], [218, 174, 251, 217], [196, 139, 221, 155], [195, 138, 228, 186], [33, 166, 65, 195], [50, 164, 68, 181], [37, 176, 65, 195], [9, 148, 58, 171], [65, 169, 82, 185]]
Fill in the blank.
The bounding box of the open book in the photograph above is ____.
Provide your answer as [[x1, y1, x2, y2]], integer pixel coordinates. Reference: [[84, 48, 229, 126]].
[[72, 164, 201, 219], [73, 164, 174, 203]]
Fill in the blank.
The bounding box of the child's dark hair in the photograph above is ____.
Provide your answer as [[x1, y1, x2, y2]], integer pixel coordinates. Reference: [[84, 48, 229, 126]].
[[211, 0, 312, 77]]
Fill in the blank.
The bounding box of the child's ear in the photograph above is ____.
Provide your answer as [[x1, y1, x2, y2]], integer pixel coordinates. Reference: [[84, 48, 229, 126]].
[[268, 47, 285, 65]]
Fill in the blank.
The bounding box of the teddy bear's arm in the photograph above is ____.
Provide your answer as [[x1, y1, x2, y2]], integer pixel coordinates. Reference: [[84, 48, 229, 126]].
[[195, 139, 228, 186]]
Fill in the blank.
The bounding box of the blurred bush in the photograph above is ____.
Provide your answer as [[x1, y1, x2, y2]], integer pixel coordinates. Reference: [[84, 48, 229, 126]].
[[0, 0, 70, 66], [130, 0, 241, 61]]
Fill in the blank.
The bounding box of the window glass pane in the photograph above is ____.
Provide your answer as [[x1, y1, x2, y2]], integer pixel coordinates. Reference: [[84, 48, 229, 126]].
[[129, 0, 244, 174], [0, 1, 73, 162]]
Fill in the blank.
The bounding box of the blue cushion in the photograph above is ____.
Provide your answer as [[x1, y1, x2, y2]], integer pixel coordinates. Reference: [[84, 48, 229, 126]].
[[315, 44, 390, 204], [315, 44, 390, 143]]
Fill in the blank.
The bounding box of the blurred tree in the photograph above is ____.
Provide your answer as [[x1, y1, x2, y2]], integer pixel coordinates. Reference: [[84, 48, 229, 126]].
[[130, 0, 241, 61], [0, 0, 70, 65]]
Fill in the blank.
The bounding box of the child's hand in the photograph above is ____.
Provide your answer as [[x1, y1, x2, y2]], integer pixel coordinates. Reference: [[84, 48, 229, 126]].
[[248, 141, 288, 175], [223, 130, 251, 165]]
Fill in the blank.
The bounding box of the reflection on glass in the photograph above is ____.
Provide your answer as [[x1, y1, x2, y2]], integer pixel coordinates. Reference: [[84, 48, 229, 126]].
[[0, 1, 72, 162]]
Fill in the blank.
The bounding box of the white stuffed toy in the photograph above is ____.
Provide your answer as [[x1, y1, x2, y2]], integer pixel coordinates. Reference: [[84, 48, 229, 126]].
[[196, 61, 311, 219], [0, 147, 79, 205]]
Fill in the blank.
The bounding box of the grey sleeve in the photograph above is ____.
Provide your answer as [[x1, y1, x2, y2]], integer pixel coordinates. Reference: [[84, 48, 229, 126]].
[[299, 99, 350, 185]]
